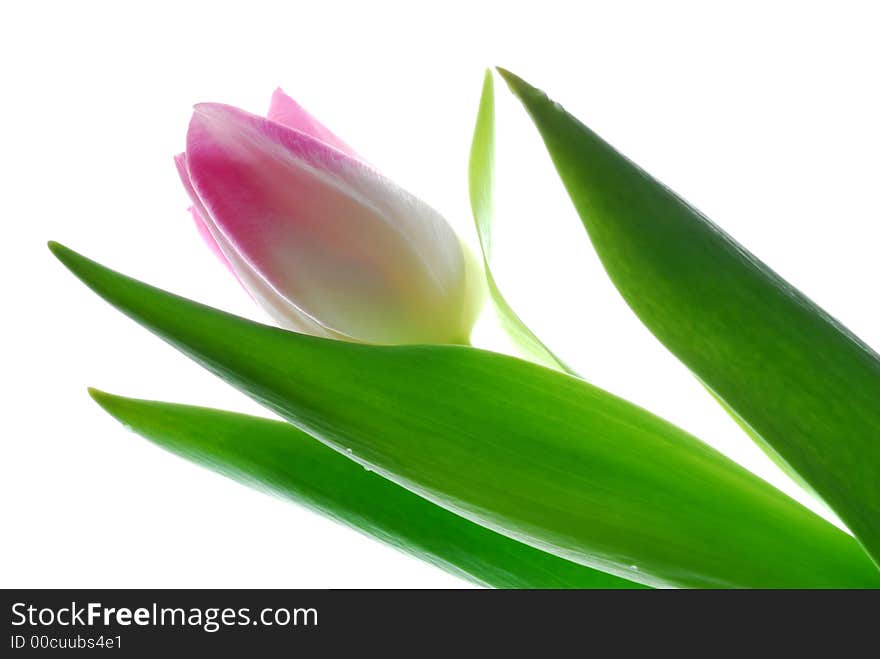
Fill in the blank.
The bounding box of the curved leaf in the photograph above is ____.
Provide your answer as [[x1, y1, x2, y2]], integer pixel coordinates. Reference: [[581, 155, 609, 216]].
[[469, 70, 570, 372], [49, 242, 880, 588], [90, 390, 640, 588], [497, 68, 880, 567]]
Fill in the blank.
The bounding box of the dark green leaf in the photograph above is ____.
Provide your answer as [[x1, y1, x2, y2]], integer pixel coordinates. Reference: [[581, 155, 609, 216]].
[[498, 68, 880, 567]]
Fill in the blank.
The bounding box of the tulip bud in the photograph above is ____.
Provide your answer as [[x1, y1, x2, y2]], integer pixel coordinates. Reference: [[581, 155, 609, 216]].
[[175, 89, 483, 345]]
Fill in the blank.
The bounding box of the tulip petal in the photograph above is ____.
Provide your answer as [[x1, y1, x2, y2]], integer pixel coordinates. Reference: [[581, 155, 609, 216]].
[[185, 103, 476, 345], [267, 88, 360, 160], [176, 154, 235, 275], [188, 205, 232, 272], [174, 153, 345, 339]]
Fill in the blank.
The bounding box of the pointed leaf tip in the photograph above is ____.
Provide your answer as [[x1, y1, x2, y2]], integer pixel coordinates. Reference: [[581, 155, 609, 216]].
[[87, 387, 110, 406], [87, 387, 134, 424], [48, 241, 84, 272], [495, 67, 528, 92]]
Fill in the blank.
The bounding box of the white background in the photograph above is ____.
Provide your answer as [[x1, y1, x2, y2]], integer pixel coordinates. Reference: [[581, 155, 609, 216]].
[[2, 1, 878, 587]]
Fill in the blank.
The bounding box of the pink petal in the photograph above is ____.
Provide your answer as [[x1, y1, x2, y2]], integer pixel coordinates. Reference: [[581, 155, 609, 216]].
[[185, 102, 467, 344], [176, 152, 237, 275], [175, 151, 345, 338], [188, 206, 238, 275], [267, 87, 360, 160]]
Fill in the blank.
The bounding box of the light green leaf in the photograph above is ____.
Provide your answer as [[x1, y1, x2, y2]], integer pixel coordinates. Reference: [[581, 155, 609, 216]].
[[89, 390, 639, 588], [498, 67, 880, 567], [469, 70, 570, 373], [49, 242, 880, 588]]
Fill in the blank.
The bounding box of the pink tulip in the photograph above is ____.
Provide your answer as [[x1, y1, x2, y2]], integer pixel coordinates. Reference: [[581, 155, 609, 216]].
[[175, 89, 483, 345]]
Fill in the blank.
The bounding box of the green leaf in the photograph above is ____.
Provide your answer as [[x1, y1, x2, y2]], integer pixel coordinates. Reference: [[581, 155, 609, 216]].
[[49, 241, 880, 588], [497, 67, 880, 567], [89, 390, 640, 589], [469, 70, 571, 373]]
